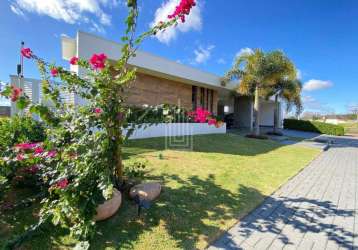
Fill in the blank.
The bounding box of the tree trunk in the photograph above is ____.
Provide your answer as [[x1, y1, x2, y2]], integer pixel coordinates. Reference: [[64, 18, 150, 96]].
[[254, 86, 260, 136], [273, 94, 279, 134], [108, 124, 124, 188], [115, 145, 123, 181], [114, 129, 124, 184]]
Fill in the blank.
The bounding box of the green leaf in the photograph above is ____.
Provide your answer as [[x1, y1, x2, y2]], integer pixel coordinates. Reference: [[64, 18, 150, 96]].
[[0, 175, 7, 185], [0, 85, 12, 97], [16, 96, 30, 110]]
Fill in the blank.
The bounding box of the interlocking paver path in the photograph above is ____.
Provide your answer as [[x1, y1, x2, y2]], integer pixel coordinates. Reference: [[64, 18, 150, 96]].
[[209, 138, 358, 250]]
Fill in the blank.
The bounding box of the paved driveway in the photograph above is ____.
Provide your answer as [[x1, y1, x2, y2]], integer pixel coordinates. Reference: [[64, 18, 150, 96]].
[[209, 137, 358, 250]]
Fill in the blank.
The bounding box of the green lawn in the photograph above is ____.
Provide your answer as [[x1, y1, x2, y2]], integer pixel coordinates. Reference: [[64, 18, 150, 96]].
[[0, 134, 320, 249], [341, 122, 358, 135]]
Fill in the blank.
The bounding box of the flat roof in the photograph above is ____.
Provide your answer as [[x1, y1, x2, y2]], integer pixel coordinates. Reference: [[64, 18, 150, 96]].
[[62, 31, 233, 91]]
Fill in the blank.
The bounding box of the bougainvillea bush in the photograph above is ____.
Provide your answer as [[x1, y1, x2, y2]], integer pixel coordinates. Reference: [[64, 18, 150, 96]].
[[0, 0, 197, 248], [0, 116, 46, 190]]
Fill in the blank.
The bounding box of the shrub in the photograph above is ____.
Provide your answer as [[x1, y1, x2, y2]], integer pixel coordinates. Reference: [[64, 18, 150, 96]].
[[0, 116, 46, 153], [0, 117, 47, 189], [126, 104, 190, 124], [283, 119, 345, 136]]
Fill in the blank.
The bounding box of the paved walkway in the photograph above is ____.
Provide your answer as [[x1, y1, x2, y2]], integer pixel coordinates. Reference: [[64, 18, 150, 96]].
[[209, 138, 358, 250]]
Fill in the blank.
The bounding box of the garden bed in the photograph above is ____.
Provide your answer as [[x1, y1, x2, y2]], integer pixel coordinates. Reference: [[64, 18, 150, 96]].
[[0, 134, 319, 249]]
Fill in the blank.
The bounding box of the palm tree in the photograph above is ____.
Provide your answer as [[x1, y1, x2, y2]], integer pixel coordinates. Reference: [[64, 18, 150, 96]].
[[222, 49, 296, 137], [265, 78, 302, 135]]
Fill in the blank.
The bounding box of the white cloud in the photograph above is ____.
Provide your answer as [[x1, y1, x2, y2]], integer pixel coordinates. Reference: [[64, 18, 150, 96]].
[[193, 45, 214, 64], [235, 48, 253, 58], [303, 79, 333, 91], [10, 0, 113, 33], [150, 0, 202, 44], [217, 58, 226, 64], [302, 95, 334, 114], [89, 21, 106, 33], [10, 4, 25, 17]]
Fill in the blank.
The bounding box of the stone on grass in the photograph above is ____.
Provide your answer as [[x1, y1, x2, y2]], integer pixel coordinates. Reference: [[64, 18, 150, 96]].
[[94, 188, 122, 221], [129, 182, 161, 201]]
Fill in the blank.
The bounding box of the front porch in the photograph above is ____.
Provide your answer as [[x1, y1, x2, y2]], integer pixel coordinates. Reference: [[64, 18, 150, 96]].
[[218, 93, 283, 130]]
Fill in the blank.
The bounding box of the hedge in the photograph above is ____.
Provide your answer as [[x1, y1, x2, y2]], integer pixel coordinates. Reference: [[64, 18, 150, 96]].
[[283, 119, 345, 136], [0, 116, 46, 153]]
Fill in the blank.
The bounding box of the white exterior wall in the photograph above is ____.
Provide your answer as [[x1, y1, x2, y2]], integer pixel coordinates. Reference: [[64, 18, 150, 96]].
[[259, 101, 275, 127], [124, 123, 226, 139]]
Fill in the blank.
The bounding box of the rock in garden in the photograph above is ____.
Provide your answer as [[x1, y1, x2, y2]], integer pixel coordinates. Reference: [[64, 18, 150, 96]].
[[94, 188, 122, 221], [129, 182, 161, 201]]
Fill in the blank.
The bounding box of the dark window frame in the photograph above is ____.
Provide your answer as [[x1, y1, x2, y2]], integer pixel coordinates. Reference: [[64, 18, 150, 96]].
[[210, 89, 214, 112], [200, 88, 205, 107], [192, 86, 197, 110]]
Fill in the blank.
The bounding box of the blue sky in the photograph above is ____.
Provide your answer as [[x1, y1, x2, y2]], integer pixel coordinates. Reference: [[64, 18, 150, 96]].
[[0, 0, 357, 114]]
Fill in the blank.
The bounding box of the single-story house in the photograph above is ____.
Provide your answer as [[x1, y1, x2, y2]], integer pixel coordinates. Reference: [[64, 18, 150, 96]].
[[11, 31, 283, 131]]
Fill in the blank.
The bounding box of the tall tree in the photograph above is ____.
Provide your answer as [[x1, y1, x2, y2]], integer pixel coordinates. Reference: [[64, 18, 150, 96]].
[[222, 49, 296, 136]]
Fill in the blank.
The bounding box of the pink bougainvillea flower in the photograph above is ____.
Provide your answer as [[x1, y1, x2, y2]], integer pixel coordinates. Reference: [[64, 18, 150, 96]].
[[56, 178, 69, 189], [89, 53, 107, 70], [10, 86, 22, 102], [208, 118, 217, 126], [34, 147, 44, 154], [192, 107, 211, 123], [168, 0, 196, 23], [94, 107, 103, 114], [16, 153, 25, 161], [70, 56, 79, 65], [21, 47, 32, 58], [46, 150, 57, 158], [51, 68, 59, 77], [15, 142, 40, 150], [33, 147, 45, 157]]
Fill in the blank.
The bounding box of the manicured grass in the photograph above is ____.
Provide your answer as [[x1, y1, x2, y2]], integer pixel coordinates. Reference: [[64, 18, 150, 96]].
[[0, 134, 320, 249], [341, 122, 358, 135]]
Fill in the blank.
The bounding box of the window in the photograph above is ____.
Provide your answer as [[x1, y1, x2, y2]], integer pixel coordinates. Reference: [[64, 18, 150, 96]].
[[192, 86, 197, 110], [210, 89, 214, 112], [200, 88, 205, 107], [193, 87, 215, 113]]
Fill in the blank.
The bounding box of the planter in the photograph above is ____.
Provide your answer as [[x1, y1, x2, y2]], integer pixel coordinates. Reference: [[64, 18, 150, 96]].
[[123, 123, 226, 139], [94, 188, 122, 221], [129, 182, 161, 201]]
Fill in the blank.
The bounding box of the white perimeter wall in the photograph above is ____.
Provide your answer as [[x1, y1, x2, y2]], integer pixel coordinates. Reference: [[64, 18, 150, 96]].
[[124, 123, 226, 139]]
